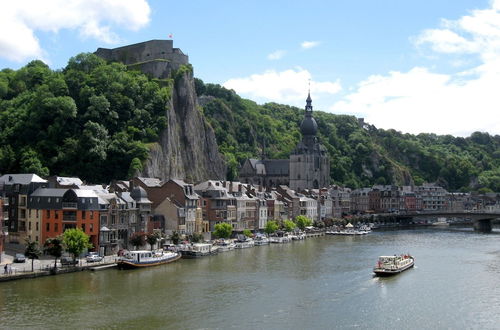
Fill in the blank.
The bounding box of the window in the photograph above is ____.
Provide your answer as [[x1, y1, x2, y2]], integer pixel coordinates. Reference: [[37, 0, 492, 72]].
[[90, 212, 93, 220], [28, 221, 31, 230], [82, 211, 86, 219], [36, 222, 39, 231], [55, 212, 58, 219], [55, 223, 58, 232], [46, 210, 50, 218], [48, 198, 51, 203], [56, 198, 59, 203], [90, 224, 93, 232], [46, 223, 50, 231], [82, 224, 86, 232]]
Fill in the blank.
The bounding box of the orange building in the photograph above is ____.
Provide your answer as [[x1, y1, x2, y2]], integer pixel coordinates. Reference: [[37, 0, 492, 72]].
[[28, 188, 100, 251]]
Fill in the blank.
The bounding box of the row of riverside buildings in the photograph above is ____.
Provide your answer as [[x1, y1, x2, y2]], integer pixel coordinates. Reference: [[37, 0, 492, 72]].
[[1, 173, 500, 259]]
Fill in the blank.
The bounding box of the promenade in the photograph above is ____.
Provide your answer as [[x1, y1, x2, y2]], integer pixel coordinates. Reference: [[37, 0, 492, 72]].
[[0, 243, 117, 282]]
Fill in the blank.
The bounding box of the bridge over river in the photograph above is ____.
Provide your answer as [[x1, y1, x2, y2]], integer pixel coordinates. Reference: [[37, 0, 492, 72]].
[[373, 211, 500, 232]]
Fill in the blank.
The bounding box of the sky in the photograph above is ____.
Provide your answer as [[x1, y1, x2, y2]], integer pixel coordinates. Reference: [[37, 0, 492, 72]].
[[0, 0, 499, 137]]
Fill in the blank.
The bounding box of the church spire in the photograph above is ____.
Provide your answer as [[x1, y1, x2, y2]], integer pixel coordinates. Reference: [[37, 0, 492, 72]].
[[305, 81, 313, 112]]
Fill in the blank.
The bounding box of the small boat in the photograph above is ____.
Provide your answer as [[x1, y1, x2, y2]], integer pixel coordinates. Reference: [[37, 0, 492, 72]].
[[269, 235, 291, 243], [215, 239, 236, 252], [433, 218, 449, 227], [234, 237, 255, 249], [117, 250, 181, 269], [373, 254, 414, 276], [254, 234, 270, 246], [180, 243, 218, 258]]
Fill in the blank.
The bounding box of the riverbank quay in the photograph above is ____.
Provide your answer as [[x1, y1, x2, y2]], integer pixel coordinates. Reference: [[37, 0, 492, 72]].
[[0, 260, 118, 282], [0, 252, 118, 283]]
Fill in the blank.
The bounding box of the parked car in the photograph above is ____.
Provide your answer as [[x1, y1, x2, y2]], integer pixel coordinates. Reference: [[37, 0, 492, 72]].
[[60, 256, 78, 266], [14, 253, 26, 263], [86, 252, 103, 263]]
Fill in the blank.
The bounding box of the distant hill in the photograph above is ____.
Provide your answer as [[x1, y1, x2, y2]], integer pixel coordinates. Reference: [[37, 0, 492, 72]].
[[0, 55, 499, 192]]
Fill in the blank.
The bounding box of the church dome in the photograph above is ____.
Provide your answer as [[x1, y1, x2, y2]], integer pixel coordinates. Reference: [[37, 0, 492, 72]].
[[300, 115, 318, 136]]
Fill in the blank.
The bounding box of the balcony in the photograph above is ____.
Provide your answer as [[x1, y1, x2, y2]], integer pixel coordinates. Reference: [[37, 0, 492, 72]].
[[63, 202, 77, 209]]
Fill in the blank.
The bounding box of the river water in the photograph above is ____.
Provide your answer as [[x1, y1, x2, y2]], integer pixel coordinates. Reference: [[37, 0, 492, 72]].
[[1, 227, 499, 329]]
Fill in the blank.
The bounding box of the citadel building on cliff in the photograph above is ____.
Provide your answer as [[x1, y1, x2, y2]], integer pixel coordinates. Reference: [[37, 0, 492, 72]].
[[239, 93, 331, 191], [95, 39, 189, 79]]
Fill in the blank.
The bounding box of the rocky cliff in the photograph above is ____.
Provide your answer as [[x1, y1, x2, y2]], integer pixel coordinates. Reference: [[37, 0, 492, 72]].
[[140, 71, 226, 182]]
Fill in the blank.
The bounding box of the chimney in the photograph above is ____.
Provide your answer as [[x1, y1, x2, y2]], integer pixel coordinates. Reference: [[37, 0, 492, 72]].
[[229, 181, 233, 193], [129, 180, 134, 192], [238, 184, 242, 192]]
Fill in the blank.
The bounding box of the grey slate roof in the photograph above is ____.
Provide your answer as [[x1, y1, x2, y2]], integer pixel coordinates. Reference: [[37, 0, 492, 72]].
[[55, 176, 83, 186], [0, 174, 47, 185], [30, 188, 67, 197], [137, 177, 163, 187], [262, 160, 289, 175]]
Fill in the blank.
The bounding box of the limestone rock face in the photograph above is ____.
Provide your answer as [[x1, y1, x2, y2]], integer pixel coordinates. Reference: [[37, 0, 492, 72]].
[[140, 71, 226, 182]]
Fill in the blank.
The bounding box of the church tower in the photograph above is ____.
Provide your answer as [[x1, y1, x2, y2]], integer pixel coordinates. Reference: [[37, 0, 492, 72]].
[[289, 92, 330, 191]]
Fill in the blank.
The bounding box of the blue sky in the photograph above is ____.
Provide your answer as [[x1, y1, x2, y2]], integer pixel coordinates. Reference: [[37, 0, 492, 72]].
[[1, 0, 499, 136]]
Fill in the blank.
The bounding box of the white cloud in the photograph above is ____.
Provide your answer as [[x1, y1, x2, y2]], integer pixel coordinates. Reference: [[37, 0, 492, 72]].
[[331, 1, 500, 136], [267, 50, 286, 60], [224, 68, 341, 106], [0, 0, 151, 62], [301, 41, 321, 49]]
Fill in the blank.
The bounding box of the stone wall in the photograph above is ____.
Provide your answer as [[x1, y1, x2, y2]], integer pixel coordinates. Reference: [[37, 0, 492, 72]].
[[95, 40, 189, 78]]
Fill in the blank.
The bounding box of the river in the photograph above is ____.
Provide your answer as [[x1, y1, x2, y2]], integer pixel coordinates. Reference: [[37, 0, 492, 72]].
[[1, 227, 499, 329]]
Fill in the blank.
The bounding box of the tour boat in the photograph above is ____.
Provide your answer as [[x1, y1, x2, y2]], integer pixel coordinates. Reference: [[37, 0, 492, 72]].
[[117, 250, 181, 269], [180, 243, 218, 258], [373, 254, 414, 276]]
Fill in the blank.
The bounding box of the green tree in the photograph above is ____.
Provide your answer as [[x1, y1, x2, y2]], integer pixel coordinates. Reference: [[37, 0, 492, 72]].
[[63, 228, 93, 264], [264, 220, 279, 235], [44, 236, 63, 270], [213, 222, 233, 239], [170, 231, 181, 245], [243, 229, 253, 237], [283, 220, 297, 232], [191, 232, 204, 243], [294, 215, 313, 231], [24, 239, 42, 272], [19, 148, 49, 177], [127, 157, 143, 179], [130, 232, 146, 250], [146, 232, 159, 251]]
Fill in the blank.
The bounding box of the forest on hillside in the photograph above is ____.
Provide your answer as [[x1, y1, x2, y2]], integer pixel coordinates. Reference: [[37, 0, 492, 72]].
[[0, 54, 171, 183], [0, 55, 499, 192]]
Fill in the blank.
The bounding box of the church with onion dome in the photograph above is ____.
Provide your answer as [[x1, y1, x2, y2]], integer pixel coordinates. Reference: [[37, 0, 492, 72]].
[[239, 92, 330, 191]]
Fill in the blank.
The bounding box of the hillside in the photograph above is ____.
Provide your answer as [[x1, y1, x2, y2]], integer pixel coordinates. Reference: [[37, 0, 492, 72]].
[[0, 55, 499, 192], [195, 79, 500, 192], [0, 54, 225, 184]]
